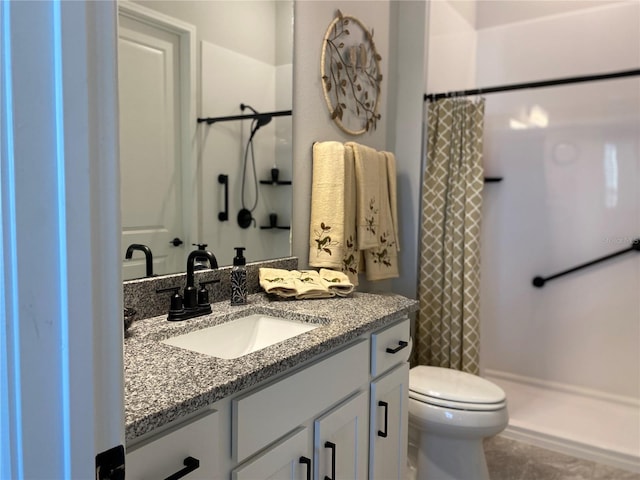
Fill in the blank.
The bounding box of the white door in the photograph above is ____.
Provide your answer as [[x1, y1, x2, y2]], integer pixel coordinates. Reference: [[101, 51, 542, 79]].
[[118, 12, 185, 279], [369, 363, 410, 480], [2, 2, 124, 478], [314, 390, 369, 480]]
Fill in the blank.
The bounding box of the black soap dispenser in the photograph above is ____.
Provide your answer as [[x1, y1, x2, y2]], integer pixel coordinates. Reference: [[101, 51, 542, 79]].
[[231, 247, 247, 306]]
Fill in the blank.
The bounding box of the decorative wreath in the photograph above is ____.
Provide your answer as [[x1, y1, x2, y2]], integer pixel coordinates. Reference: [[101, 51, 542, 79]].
[[321, 10, 382, 135]]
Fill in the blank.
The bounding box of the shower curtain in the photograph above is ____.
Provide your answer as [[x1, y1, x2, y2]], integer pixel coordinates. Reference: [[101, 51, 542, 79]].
[[415, 98, 485, 374]]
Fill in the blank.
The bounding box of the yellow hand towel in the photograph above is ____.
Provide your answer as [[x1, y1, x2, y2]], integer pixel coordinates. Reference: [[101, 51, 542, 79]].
[[364, 151, 399, 280], [308, 141, 359, 285], [259, 268, 297, 297], [318, 268, 354, 297], [346, 142, 381, 250], [293, 270, 335, 299]]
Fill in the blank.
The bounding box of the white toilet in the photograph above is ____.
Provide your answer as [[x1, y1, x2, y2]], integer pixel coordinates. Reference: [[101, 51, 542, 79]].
[[408, 366, 509, 480]]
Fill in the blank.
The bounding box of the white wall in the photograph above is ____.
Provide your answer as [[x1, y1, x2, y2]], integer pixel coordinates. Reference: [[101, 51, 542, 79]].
[[426, 0, 477, 94], [473, 2, 639, 399]]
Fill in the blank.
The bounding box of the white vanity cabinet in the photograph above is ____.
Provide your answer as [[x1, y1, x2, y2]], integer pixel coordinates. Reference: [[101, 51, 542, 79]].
[[125, 315, 412, 480], [125, 409, 221, 479]]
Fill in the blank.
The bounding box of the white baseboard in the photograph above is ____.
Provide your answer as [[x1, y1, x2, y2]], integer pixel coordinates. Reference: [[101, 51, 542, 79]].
[[484, 369, 640, 473], [484, 369, 639, 408], [500, 426, 640, 473]]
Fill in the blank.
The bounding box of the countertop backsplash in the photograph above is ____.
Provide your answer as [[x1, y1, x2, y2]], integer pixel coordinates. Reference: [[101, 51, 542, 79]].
[[123, 256, 298, 323]]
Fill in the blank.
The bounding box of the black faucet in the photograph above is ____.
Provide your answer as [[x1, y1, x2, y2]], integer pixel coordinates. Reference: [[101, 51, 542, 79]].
[[184, 249, 218, 308], [159, 249, 219, 321], [125, 244, 154, 277]]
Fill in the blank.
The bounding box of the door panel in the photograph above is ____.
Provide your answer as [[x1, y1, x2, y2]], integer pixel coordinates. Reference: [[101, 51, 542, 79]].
[[369, 363, 409, 480], [314, 390, 368, 480], [118, 14, 184, 279], [232, 427, 312, 480]]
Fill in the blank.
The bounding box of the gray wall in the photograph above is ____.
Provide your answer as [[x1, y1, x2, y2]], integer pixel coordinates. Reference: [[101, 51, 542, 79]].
[[291, 1, 427, 299]]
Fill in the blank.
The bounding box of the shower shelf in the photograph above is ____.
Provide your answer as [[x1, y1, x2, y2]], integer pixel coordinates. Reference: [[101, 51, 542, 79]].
[[260, 180, 292, 185]]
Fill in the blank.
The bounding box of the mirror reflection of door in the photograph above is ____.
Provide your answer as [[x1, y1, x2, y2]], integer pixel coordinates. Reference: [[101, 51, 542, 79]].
[[118, 12, 186, 280]]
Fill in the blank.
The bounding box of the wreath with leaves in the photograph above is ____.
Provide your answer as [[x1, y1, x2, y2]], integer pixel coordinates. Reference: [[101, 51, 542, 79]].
[[321, 10, 382, 135]]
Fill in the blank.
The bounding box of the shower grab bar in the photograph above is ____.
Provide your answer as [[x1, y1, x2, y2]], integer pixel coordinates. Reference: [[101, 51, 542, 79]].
[[532, 238, 640, 288]]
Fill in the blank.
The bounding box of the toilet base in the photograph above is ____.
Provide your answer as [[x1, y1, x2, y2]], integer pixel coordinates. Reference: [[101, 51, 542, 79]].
[[409, 426, 490, 480]]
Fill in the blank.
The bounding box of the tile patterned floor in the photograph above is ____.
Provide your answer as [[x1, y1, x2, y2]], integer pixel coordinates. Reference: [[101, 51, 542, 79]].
[[484, 436, 640, 480]]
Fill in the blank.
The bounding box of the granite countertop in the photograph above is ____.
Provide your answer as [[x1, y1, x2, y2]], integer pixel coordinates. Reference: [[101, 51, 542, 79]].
[[124, 291, 418, 442]]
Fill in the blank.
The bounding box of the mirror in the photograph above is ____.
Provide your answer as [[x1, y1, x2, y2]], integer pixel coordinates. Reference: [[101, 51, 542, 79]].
[[119, 0, 293, 280]]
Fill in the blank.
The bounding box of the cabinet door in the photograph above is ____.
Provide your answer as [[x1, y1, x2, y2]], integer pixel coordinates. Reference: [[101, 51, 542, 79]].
[[369, 363, 409, 480], [314, 390, 368, 480], [126, 410, 219, 479], [232, 427, 312, 480]]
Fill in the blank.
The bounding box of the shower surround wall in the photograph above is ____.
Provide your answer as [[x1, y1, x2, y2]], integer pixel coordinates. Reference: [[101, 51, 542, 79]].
[[428, 0, 639, 472]]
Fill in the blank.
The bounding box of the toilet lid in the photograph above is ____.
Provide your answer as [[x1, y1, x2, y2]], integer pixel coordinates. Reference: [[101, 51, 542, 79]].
[[409, 366, 506, 407]]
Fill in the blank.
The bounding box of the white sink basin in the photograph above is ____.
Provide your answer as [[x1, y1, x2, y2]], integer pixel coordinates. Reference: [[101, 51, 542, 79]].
[[161, 314, 320, 359]]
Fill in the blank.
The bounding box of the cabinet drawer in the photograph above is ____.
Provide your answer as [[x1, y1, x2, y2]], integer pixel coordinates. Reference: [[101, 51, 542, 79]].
[[126, 410, 219, 480], [233, 339, 369, 463], [370, 317, 410, 377]]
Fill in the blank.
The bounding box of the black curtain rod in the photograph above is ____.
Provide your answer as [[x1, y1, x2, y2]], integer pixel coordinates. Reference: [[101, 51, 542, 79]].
[[424, 68, 640, 102], [197, 109, 292, 125]]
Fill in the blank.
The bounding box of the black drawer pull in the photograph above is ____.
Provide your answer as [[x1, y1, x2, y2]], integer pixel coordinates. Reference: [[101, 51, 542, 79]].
[[163, 456, 199, 480], [386, 340, 408, 354], [299, 456, 311, 480], [378, 401, 389, 438], [324, 441, 336, 480]]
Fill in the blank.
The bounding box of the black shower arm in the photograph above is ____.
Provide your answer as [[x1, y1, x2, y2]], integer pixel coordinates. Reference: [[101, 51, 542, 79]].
[[532, 238, 640, 288], [197, 109, 292, 125]]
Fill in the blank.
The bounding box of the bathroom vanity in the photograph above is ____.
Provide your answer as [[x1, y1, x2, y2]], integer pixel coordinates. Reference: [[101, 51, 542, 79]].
[[123, 292, 417, 479]]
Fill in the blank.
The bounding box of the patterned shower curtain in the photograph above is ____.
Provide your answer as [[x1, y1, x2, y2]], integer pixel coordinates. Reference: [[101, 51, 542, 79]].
[[415, 98, 485, 374]]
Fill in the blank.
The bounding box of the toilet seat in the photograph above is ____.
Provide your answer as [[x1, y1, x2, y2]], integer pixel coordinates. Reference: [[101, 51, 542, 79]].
[[409, 366, 506, 412]]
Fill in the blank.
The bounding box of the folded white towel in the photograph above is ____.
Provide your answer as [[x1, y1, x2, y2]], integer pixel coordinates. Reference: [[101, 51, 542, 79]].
[[308, 141, 359, 285], [347, 142, 382, 250]]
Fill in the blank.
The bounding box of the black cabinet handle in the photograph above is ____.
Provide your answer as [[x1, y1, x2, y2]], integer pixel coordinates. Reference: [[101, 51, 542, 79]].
[[386, 340, 408, 354], [324, 441, 336, 480], [299, 456, 311, 480], [218, 174, 229, 221], [169, 237, 184, 247], [163, 456, 199, 480], [378, 401, 388, 438]]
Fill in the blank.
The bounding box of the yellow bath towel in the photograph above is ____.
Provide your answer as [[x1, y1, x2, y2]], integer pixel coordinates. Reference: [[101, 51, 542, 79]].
[[308, 141, 359, 285], [346, 142, 382, 250], [363, 151, 399, 280], [382, 151, 400, 253]]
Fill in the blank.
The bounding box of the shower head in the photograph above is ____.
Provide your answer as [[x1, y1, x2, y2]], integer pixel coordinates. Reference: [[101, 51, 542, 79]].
[[240, 103, 258, 115], [241, 103, 272, 133]]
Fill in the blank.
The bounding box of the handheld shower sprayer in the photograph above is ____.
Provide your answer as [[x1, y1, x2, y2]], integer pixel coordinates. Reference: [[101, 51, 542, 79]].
[[241, 103, 272, 133]]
